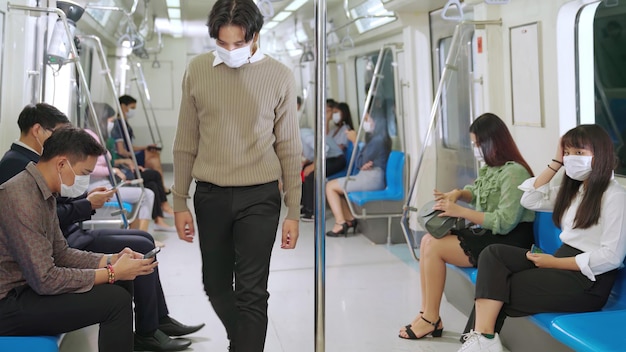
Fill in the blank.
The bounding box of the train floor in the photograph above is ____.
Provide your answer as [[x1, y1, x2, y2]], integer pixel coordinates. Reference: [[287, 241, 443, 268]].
[[59, 173, 507, 352]]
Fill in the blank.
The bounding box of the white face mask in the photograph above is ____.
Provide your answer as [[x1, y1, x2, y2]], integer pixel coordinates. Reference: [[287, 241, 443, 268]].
[[363, 120, 374, 133], [107, 121, 115, 135], [332, 112, 342, 124], [563, 155, 593, 181], [216, 43, 252, 68], [126, 109, 136, 119], [473, 146, 484, 163], [59, 162, 90, 198]]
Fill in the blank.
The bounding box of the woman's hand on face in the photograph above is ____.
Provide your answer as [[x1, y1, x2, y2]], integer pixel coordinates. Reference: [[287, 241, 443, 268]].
[[555, 137, 564, 163]]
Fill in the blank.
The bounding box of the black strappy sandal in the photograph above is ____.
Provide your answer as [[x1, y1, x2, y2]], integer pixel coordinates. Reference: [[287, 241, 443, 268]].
[[399, 316, 443, 340]]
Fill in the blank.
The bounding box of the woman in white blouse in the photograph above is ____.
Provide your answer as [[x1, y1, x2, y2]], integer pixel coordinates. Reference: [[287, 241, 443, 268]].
[[458, 124, 626, 352]]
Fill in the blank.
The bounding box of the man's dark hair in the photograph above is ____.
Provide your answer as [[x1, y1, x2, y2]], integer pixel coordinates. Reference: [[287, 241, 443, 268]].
[[326, 99, 338, 109], [17, 103, 70, 135], [207, 0, 264, 42], [40, 127, 106, 163], [118, 95, 137, 106], [297, 96, 302, 106]]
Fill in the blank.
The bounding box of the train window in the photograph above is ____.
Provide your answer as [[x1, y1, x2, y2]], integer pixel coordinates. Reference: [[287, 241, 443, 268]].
[[349, 0, 396, 34], [354, 48, 398, 138], [438, 36, 472, 150], [85, 0, 114, 29], [578, 1, 626, 174]]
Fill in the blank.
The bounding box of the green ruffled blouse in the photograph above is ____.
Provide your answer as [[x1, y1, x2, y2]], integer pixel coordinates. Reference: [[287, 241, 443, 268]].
[[463, 161, 535, 235]]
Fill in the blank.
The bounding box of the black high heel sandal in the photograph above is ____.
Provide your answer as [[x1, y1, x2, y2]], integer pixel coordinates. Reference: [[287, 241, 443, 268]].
[[399, 316, 443, 340], [326, 223, 348, 237], [346, 219, 358, 233]]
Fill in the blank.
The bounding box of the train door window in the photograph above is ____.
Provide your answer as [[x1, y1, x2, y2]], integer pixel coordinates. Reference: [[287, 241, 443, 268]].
[[577, 1, 626, 174], [438, 36, 472, 150], [354, 48, 398, 139]]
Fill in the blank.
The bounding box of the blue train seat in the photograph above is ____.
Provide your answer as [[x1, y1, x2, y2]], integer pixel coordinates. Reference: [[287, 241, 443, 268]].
[[347, 150, 405, 206], [104, 200, 133, 214], [0, 335, 61, 351]]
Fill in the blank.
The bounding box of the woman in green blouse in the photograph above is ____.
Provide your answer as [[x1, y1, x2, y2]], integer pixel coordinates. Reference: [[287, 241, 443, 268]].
[[399, 113, 535, 340]]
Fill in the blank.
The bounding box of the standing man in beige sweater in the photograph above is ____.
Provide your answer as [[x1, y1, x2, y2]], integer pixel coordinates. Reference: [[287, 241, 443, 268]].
[[171, 0, 302, 351]]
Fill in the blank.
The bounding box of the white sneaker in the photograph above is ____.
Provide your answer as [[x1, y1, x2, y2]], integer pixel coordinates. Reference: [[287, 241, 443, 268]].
[[458, 330, 503, 352]]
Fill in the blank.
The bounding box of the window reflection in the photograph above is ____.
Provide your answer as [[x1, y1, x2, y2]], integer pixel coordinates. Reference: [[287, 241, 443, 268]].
[[587, 2, 626, 174], [354, 48, 398, 139]]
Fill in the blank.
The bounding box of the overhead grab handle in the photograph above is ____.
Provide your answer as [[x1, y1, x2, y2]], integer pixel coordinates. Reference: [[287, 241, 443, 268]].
[[442, 0, 464, 22]]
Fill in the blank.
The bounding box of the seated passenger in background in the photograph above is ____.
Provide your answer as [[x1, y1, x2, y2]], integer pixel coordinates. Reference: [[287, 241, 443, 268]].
[[0, 104, 204, 351], [328, 102, 355, 150], [398, 113, 535, 341], [299, 128, 346, 221], [84, 129, 156, 233], [324, 98, 338, 136], [85, 129, 176, 233], [0, 127, 158, 352], [112, 95, 169, 193], [459, 124, 626, 352], [325, 114, 391, 236]]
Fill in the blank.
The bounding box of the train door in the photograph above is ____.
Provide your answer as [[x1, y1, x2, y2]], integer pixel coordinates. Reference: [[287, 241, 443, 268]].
[[430, 8, 478, 192], [575, 1, 626, 175]]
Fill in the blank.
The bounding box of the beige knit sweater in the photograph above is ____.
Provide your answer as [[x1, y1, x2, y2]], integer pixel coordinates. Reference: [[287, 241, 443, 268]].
[[172, 52, 302, 220]]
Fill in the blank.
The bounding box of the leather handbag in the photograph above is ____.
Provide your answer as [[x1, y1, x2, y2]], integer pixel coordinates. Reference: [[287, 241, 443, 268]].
[[417, 200, 464, 239]]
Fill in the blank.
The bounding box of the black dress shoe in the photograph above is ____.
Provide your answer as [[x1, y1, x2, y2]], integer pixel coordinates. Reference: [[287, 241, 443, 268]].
[[159, 317, 205, 337], [134, 329, 191, 351]]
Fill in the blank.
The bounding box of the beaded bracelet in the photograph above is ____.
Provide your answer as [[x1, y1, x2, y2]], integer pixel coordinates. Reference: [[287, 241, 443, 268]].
[[106, 264, 115, 284], [551, 159, 564, 165], [547, 164, 558, 172]]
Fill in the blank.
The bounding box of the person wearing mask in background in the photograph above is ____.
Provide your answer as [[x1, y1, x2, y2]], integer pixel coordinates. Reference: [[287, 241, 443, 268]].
[[0, 127, 158, 352], [0, 104, 204, 351], [399, 113, 535, 342], [325, 114, 391, 236], [328, 102, 355, 151], [172, 0, 301, 351], [112, 95, 169, 193]]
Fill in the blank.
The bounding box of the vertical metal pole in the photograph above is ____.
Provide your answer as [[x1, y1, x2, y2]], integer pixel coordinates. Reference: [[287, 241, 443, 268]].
[[314, 0, 327, 351]]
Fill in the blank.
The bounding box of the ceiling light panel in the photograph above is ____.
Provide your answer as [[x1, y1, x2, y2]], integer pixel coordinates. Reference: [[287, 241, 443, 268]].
[[168, 8, 181, 19], [273, 11, 292, 22], [285, 0, 308, 11], [166, 0, 180, 7]]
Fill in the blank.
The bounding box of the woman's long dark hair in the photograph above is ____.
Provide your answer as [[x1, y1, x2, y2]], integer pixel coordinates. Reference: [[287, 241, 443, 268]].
[[336, 102, 355, 130], [552, 125, 615, 229], [469, 113, 533, 176]]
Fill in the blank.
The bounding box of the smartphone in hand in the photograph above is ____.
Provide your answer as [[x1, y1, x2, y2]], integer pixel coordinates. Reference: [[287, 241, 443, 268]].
[[109, 181, 128, 191], [143, 247, 161, 259], [530, 244, 544, 254]]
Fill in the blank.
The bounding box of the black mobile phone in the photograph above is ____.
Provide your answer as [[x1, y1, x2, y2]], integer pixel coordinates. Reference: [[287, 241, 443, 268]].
[[530, 244, 544, 254], [110, 181, 128, 191], [143, 247, 161, 259]]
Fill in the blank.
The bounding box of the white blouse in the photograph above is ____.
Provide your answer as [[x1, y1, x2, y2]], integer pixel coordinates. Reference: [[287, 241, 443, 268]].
[[519, 177, 626, 281]]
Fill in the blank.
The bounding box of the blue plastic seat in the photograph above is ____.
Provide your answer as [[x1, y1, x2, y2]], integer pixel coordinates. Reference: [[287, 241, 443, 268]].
[[104, 201, 133, 214], [347, 151, 405, 206], [0, 335, 61, 351], [532, 211, 562, 254]]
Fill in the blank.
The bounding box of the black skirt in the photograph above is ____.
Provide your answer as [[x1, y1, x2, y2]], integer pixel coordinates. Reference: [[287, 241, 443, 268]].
[[452, 221, 535, 267]]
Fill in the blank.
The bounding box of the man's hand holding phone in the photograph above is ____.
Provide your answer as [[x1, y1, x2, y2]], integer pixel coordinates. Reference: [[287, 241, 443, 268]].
[[143, 247, 161, 259]]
